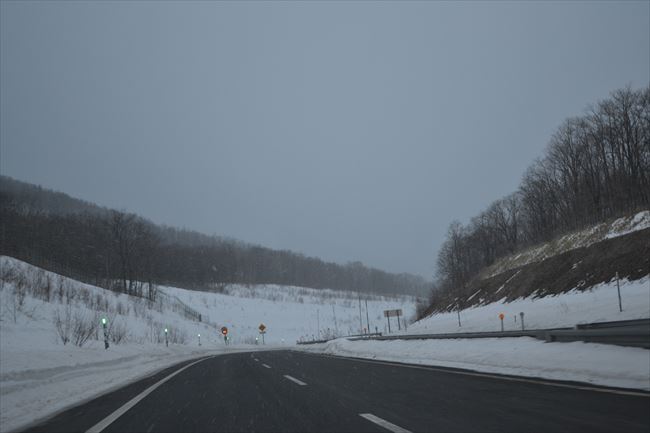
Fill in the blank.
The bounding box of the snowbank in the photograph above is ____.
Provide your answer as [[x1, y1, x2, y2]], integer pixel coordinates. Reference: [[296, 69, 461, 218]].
[[298, 337, 650, 391], [0, 343, 241, 432]]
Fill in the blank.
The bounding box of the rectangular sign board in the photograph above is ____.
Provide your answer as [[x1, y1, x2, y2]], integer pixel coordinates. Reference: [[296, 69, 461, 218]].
[[383, 309, 403, 318]]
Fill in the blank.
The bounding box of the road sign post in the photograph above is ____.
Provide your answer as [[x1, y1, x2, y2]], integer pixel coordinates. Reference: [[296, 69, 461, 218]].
[[221, 327, 228, 345], [259, 323, 266, 345], [383, 309, 402, 334], [520, 312, 525, 331], [499, 313, 504, 332]]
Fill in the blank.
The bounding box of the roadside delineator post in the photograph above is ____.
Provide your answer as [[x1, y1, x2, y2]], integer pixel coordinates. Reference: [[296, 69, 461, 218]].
[[198, 333, 201, 346], [520, 312, 525, 331], [616, 272, 623, 312], [101, 317, 109, 349], [164, 328, 168, 347]]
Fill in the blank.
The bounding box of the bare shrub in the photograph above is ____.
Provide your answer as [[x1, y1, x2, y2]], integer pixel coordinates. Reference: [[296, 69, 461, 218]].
[[109, 319, 128, 344], [78, 287, 91, 306], [42, 275, 52, 302], [54, 306, 73, 345], [72, 311, 98, 347], [168, 327, 187, 344], [56, 276, 65, 302], [15, 278, 27, 309], [64, 282, 76, 304]]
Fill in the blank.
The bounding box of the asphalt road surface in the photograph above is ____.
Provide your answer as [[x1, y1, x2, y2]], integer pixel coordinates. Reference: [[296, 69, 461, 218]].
[[22, 350, 650, 433]]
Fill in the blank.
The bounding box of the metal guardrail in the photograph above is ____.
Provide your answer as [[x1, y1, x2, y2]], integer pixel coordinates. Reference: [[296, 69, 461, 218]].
[[347, 329, 568, 342], [297, 332, 382, 345], [575, 318, 650, 330], [545, 319, 650, 348], [543, 328, 650, 348], [296, 339, 331, 345], [341, 319, 650, 349]]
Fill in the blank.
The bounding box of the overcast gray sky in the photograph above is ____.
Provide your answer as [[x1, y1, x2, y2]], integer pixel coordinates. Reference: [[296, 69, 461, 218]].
[[1, 1, 648, 278]]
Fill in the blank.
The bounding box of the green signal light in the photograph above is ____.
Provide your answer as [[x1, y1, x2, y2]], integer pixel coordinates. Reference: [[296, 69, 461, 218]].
[[164, 328, 168, 333], [101, 318, 107, 325]]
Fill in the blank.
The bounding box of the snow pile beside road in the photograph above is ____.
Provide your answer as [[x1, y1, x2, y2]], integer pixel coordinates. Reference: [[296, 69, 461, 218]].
[[0, 343, 236, 433], [298, 337, 650, 391]]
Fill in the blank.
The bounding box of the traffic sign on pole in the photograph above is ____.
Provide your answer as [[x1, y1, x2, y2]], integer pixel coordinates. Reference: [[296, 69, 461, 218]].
[[259, 324, 266, 344]]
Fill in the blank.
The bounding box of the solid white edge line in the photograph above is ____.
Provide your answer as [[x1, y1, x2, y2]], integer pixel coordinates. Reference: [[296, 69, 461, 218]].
[[262, 363, 272, 369], [359, 413, 412, 433], [297, 352, 650, 398], [85, 356, 215, 433], [283, 374, 307, 386]]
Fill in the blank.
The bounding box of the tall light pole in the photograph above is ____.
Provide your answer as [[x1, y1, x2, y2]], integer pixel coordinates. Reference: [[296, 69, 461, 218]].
[[358, 296, 363, 333], [365, 298, 370, 333]]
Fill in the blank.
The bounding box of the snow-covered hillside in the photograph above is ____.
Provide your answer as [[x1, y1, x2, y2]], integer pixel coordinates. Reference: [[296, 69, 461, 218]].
[[165, 284, 415, 344], [481, 210, 650, 279], [409, 277, 650, 335], [0, 256, 415, 432]]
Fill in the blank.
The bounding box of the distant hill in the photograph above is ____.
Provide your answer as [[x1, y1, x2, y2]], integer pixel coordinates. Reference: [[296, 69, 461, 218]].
[[0, 175, 431, 297]]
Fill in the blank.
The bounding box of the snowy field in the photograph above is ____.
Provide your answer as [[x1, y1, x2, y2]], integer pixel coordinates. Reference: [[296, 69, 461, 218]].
[[0, 256, 414, 432], [165, 284, 416, 344]]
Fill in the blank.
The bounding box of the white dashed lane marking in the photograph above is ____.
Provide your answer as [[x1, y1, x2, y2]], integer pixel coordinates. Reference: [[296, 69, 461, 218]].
[[359, 413, 412, 433], [283, 375, 307, 386]]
